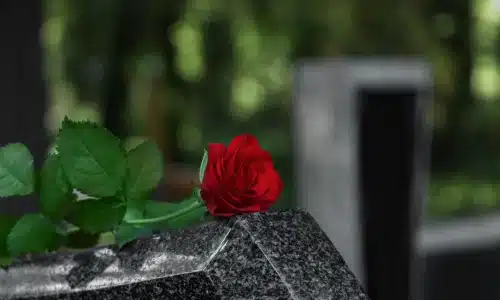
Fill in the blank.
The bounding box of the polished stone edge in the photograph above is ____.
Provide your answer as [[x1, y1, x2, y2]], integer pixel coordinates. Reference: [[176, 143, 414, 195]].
[[1, 209, 368, 300], [1, 219, 235, 298]]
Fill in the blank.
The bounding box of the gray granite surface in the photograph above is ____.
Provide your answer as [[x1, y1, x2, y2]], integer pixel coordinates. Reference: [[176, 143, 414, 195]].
[[0, 210, 369, 299]]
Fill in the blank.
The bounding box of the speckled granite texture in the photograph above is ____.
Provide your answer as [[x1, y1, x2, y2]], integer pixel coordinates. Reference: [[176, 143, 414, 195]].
[[0, 210, 369, 300]]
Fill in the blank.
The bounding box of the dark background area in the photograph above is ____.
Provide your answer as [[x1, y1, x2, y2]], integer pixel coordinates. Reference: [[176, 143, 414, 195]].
[[358, 87, 417, 300]]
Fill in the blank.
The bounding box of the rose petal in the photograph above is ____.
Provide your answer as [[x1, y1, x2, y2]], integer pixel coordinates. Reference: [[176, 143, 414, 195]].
[[207, 143, 226, 163], [202, 189, 242, 217], [259, 168, 283, 203], [227, 146, 271, 182], [224, 136, 256, 175], [201, 134, 283, 217], [239, 146, 272, 164], [200, 143, 226, 191], [226, 134, 260, 156]]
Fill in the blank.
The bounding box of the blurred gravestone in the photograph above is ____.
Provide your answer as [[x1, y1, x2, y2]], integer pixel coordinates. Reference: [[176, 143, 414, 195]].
[[419, 212, 500, 300], [293, 58, 432, 300], [0, 1, 48, 215]]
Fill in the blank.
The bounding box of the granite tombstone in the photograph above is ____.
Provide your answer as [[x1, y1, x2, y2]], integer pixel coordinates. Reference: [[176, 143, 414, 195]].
[[0, 210, 368, 300]]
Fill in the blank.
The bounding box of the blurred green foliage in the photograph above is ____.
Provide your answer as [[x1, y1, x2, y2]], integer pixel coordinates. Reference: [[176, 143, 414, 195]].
[[41, 0, 500, 219]]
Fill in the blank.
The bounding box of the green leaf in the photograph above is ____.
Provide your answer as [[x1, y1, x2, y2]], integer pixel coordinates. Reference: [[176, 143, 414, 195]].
[[53, 220, 79, 236], [164, 189, 208, 228], [122, 137, 147, 152], [124, 140, 163, 207], [144, 196, 207, 229], [166, 204, 208, 229], [0, 215, 17, 256], [0, 256, 13, 267], [119, 199, 208, 245], [39, 154, 74, 219], [124, 202, 145, 221], [68, 197, 126, 234], [143, 200, 187, 218], [0, 143, 35, 197], [123, 195, 146, 224], [7, 213, 61, 256], [57, 119, 126, 197], [122, 199, 173, 224], [199, 150, 208, 183], [114, 223, 153, 248], [98, 232, 116, 245]]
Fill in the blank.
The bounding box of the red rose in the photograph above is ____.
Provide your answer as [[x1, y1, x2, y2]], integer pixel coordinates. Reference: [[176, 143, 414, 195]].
[[200, 134, 283, 217]]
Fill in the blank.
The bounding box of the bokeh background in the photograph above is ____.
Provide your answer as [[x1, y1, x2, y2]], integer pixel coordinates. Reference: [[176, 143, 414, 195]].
[[38, 0, 497, 219], [0, 0, 498, 299]]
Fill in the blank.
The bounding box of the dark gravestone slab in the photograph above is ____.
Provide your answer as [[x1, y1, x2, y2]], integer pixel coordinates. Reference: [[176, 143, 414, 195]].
[[0, 210, 368, 300]]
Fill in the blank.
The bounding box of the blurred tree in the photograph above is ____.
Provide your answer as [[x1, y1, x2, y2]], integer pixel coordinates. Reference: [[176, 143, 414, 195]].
[[0, 0, 48, 215], [424, 0, 474, 172], [47, 0, 480, 214]]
